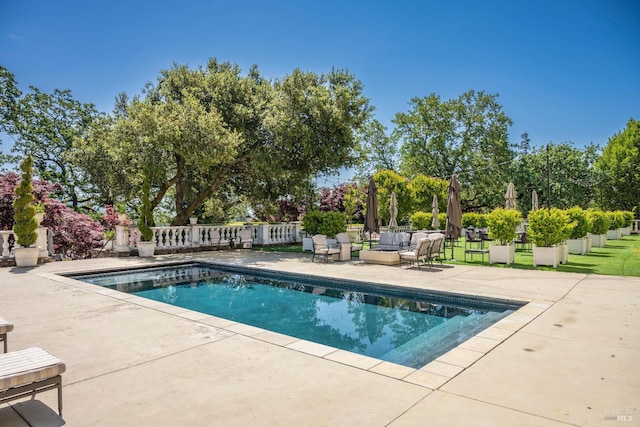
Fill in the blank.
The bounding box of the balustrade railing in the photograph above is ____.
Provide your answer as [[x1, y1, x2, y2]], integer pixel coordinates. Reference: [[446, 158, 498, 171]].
[[115, 222, 302, 254], [632, 220, 640, 234], [0, 228, 51, 261]]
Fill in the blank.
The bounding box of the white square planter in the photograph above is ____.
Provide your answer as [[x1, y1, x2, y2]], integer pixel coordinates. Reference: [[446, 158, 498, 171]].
[[533, 246, 559, 268], [560, 242, 568, 264], [567, 238, 587, 255], [591, 234, 607, 247], [621, 226, 631, 236], [489, 244, 515, 265], [606, 229, 621, 240]]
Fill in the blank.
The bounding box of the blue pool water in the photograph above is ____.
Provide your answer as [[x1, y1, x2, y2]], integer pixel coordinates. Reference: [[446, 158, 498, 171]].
[[72, 263, 519, 369]]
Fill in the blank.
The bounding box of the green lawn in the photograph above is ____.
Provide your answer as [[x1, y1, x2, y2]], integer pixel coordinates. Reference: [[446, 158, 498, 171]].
[[255, 234, 640, 277]]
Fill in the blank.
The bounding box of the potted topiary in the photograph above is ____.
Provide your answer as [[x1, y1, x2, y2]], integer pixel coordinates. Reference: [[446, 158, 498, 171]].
[[12, 156, 41, 267], [587, 209, 609, 247], [565, 207, 590, 255], [528, 208, 572, 268], [605, 211, 625, 240], [136, 179, 156, 257], [485, 207, 522, 265], [621, 211, 634, 236]]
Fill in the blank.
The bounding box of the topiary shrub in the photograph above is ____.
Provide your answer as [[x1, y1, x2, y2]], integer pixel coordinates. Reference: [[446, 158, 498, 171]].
[[137, 179, 155, 241], [12, 156, 38, 247], [586, 209, 609, 235], [410, 211, 431, 230], [462, 212, 488, 229], [622, 211, 634, 227], [528, 208, 572, 247], [485, 208, 522, 245], [608, 211, 626, 230], [565, 207, 589, 239], [302, 210, 346, 238]]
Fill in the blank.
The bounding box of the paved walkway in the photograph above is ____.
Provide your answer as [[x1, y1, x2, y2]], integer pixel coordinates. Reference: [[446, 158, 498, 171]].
[[0, 251, 638, 426]]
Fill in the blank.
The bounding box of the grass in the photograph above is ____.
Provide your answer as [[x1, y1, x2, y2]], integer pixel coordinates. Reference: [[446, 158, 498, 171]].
[[254, 234, 640, 277]]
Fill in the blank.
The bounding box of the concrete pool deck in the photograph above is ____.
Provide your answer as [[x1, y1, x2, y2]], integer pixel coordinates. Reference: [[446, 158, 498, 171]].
[[0, 251, 638, 426]]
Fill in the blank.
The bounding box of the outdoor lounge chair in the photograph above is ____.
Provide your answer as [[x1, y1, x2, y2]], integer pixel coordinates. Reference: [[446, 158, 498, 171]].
[[335, 233, 362, 261], [465, 228, 482, 249], [311, 235, 341, 262], [0, 316, 13, 353], [0, 347, 66, 416], [398, 238, 432, 269], [426, 235, 446, 266]]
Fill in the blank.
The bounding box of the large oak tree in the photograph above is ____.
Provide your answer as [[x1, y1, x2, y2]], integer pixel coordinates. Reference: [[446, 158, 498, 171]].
[[76, 59, 371, 225]]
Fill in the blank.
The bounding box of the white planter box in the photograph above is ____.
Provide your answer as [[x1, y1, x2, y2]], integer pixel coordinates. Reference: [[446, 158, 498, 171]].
[[591, 234, 607, 247], [489, 244, 515, 265], [533, 246, 559, 268], [567, 238, 587, 255], [621, 226, 631, 236], [606, 229, 621, 240], [560, 242, 568, 264]]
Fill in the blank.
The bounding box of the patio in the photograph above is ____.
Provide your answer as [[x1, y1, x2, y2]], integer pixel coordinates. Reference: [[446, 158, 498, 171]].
[[0, 250, 638, 426]]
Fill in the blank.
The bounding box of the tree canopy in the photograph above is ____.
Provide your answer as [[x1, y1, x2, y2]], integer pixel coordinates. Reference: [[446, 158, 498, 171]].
[[597, 118, 640, 213], [76, 59, 372, 225]]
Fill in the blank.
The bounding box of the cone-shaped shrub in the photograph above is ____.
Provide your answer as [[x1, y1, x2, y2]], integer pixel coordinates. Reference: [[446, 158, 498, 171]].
[[12, 156, 38, 247]]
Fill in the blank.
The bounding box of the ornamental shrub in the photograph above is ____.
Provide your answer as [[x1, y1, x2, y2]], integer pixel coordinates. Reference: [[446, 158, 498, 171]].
[[565, 207, 590, 239], [485, 208, 522, 245], [302, 210, 346, 238], [607, 211, 626, 230], [410, 211, 431, 230], [137, 179, 155, 241], [586, 209, 609, 235], [528, 208, 571, 247], [462, 212, 488, 229], [12, 156, 38, 247], [0, 172, 104, 257], [622, 211, 634, 227]]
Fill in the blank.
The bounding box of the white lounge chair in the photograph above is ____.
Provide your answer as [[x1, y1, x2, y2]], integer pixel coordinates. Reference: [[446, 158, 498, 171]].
[[0, 317, 13, 354], [311, 235, 341, 262], [335, 233, 362, 260], [0, 347, 66, 416]]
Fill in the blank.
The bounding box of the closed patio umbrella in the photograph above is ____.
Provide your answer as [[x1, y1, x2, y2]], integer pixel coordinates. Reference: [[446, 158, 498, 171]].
[[388, 192, 398, 231], [531, 190, 539, 211], [446, 174, 462, 259], [363, 177, 380, 246], [505, 182, 517, 210], [431, 195, 440, 229]]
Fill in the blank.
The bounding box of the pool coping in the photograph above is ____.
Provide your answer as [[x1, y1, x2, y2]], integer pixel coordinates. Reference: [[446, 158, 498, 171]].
[[45, 261, 549, 391]]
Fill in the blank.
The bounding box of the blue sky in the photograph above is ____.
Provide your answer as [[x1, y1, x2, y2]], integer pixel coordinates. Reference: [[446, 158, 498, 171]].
[[1, 0, 639, 157]]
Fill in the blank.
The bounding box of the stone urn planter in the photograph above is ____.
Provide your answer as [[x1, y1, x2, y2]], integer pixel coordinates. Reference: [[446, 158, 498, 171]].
[[567, 238, 587, 255], [489, 243, 516, 265], [13, 246, 40, 267], [189, 216, 198, 225], [533, 245, 560, 268], [136, 241, 156, 257]]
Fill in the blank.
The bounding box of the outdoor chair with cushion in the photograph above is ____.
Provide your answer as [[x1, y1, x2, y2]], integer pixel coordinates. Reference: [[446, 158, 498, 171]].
[[514, 231, 531, 251], [408, 232, 428, 250], [465, 228, 482, 249], [0, 316, 13, 353], [335, 233, 362, 261], [311, 234, 341, 263], [0, 347, 66, 416], [374, 232, 410, 251], [398, 238, 432, 269], [427, 234, 446, 265]]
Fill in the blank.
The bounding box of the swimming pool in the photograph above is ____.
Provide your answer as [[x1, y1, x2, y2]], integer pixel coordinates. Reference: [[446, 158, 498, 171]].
[[70, 262, 522, 369]]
